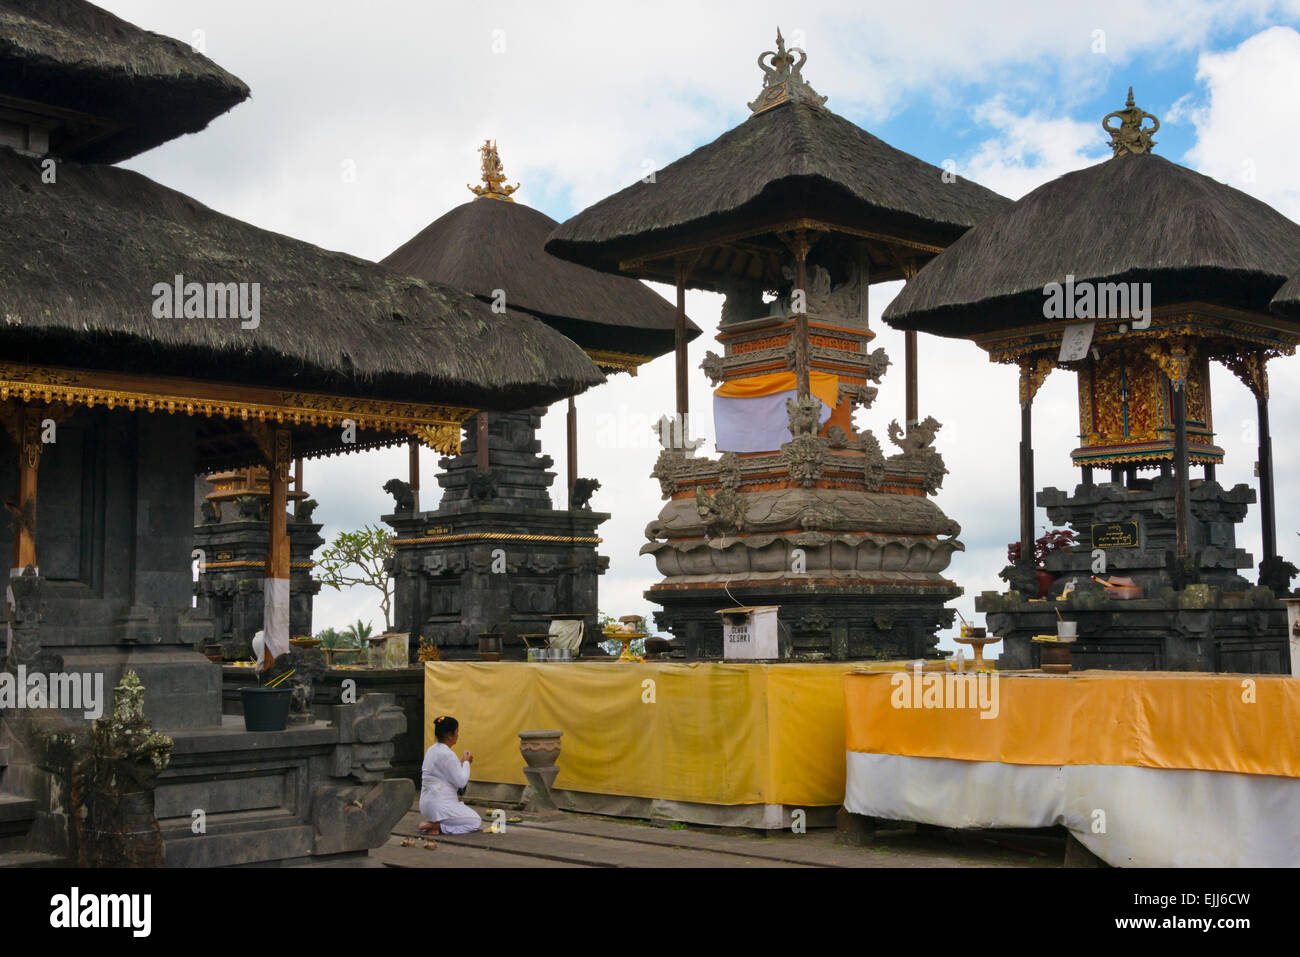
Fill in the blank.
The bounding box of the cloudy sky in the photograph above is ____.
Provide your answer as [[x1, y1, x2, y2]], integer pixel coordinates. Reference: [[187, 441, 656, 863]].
[[102, 0, 1300, 647]]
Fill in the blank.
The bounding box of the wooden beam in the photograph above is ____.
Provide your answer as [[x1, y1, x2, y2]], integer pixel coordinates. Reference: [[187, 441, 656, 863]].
[[264, 428, 292, 667], [567, 396, 578, 509], [1020, 398, 1034, 565], [407, 437, 420, 513], [1258, 390, 1276, 565], [675, 259, 689, 416]]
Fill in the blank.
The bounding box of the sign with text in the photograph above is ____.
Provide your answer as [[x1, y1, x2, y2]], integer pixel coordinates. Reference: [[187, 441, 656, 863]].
[[1092, 521, 1139, 548]]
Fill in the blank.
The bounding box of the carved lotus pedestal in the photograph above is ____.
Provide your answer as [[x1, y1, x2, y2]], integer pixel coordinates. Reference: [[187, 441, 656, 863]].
[[642, 449, 965, 659]]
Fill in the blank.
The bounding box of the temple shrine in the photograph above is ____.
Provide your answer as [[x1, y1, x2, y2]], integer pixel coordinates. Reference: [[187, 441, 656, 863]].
[[378, 143, 695, 657], [547, 32, 1011, 658], [0, 0, 601, 866], [884, 90, 1300, 672]]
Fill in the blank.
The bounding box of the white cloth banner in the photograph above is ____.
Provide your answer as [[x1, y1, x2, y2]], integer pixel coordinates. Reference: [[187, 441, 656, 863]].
[[713, 390, 831, 454], [263, 576, 291, 660], [845, 750, 1300, 867]]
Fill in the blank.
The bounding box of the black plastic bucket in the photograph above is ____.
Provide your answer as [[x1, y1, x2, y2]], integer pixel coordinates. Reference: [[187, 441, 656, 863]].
[[240, 686, 292, 732]]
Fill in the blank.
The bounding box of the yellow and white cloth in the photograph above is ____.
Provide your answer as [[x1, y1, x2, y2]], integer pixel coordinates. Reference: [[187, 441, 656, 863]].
[[843, 670, 1300, 866], [713, 371, 839, 453]]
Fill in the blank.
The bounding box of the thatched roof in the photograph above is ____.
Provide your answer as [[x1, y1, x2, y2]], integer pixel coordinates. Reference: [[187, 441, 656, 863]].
[[545, 99, 1011, 281], [1270, 272, 1300, 321], [0, 0, 249, 163], [0, 145, 604, 411], [381, 196, 698, 358], [884, 152, 1300, 336]]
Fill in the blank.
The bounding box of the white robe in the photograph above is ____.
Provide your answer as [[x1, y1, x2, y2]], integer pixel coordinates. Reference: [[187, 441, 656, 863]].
[[419, 743, 481, 834]]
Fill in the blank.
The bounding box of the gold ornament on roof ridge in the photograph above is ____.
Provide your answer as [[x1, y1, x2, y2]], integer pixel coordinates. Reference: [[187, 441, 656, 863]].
[[749, 28, 827, 114], [468, 139, 519, 201], [1103, 87, 1159, 156]]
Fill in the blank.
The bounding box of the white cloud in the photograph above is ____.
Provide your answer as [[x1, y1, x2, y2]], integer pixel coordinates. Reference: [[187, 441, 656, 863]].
[[1181, 26, 1300, 219]]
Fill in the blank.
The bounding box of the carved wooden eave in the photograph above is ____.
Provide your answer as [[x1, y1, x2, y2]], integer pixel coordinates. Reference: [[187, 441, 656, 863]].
[[0, 360, 473, 457], [973, 302, 1300, 367], [617, 216, 944, 288], [585, 348, 651, 376]]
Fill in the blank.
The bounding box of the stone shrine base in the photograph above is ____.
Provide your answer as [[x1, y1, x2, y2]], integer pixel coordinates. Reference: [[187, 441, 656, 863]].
[[978, 585, 1290, 673], [648, 580, 960, 660]]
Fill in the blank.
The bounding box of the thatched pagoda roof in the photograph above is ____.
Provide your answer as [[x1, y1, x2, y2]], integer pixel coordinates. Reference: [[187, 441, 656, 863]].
[[1270, 272, 1300, 321], [545, 97, 1011, 285], [381, 186, 699, 360], [885, 142, 1300, 337], [0, 146, 604, 412], [0, 0, 250, 163]]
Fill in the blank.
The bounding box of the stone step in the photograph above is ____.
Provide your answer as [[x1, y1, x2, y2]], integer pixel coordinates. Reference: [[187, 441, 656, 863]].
[[161, 818, 316, 868], [0, 850, 64, 867], [0, 792, 38, 854]]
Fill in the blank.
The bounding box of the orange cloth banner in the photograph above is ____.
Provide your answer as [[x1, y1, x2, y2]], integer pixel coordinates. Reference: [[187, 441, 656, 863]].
[[844, 670, 1300, 778], [713, 370, 839, 408]]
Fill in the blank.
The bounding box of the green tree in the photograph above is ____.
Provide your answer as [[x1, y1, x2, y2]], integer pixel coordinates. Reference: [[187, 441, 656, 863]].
[[315, 525, 395, 631]]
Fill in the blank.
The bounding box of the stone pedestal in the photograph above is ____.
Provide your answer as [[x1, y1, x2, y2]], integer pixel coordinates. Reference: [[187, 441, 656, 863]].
[[979, 477, 1290, 673], [386, 408, 608, 660]]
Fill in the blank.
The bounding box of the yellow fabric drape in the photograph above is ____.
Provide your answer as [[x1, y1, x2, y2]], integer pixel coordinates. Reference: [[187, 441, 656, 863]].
[[424, 661, 885, 807], [844, 670, 1300, 778], [713, 370, 839, 409]]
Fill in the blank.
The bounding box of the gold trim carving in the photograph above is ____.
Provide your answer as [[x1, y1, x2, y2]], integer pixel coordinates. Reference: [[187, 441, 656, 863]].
[[0, 361, 473, 451], [1216, 350, 1269, 398], [585, 348, 652, 376], [1018, 357, 1054, 407]]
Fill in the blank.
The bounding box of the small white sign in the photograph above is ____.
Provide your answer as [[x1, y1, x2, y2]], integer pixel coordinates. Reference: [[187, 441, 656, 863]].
[[1059, 321, 1096, 362]]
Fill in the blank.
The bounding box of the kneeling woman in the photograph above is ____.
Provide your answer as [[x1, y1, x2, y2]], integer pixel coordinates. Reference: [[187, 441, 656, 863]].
[[419, 715, 482, 835]]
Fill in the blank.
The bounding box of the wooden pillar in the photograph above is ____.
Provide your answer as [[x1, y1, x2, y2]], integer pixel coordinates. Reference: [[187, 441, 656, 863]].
[[1081, 465, 1093, 487], [1258, 390, 1276, 565], [475, 412, 489, 471], [1020, 399, 1034, 564], [566, 396, 578, 509], [1172, 385, 1190, 559], [1204, 463, 1216, 482], [792, 232, 811, 399], [407, 437, 420, 512], [263, 427, 292, 667], [10, 407, 40, 574], [905, 331, 918, 428], [674, 260, 689, 417], [292, 456, 303, 518], [1110, 466, 1123, 483]]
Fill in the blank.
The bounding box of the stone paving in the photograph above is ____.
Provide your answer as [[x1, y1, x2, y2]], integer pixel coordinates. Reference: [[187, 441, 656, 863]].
[[374, 803, 1063, 869]]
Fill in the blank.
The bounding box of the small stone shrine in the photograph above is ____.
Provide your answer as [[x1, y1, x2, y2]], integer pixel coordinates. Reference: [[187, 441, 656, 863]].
[[384, 408, 609, 658], [193, 466, 323, 659], [380, 142, 693, 658]]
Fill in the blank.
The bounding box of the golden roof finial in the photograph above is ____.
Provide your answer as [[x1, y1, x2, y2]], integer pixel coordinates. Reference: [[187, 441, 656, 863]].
[[748, 28, 827, 114], [468, 139, 519, 201], [1103, 87, 1159, 157]]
